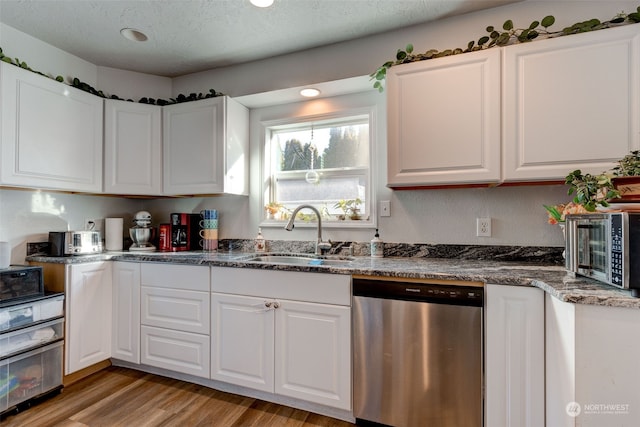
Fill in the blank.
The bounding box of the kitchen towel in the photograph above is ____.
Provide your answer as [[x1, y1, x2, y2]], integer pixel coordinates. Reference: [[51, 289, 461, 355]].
[[105, 218, 124, 251]]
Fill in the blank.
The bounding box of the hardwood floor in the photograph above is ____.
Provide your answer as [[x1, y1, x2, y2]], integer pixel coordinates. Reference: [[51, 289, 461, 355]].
[[1, 367, 356, 427]]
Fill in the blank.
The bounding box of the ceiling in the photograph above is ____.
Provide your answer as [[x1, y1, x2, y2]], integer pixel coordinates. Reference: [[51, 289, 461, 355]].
[[0, 0, 519, 78]]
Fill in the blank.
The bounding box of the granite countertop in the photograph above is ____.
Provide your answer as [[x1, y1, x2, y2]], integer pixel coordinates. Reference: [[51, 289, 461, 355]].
[[25, 250, 640, 309]]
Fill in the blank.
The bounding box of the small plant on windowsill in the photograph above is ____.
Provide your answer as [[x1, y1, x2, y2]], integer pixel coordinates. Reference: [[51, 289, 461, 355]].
[[264, 202, 283, 220], [334, 198, 363, 220]]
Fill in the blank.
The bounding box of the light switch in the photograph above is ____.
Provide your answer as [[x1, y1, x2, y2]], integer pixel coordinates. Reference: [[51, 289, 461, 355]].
[[380, 201, 391, 217]]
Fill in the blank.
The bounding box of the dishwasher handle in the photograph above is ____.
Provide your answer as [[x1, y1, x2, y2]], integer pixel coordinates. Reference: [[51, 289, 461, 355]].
[[353, 278, 483, 307]]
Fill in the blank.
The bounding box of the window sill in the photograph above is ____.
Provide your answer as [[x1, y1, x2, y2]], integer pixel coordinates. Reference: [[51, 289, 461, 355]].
[[259, 218, 375, 229]]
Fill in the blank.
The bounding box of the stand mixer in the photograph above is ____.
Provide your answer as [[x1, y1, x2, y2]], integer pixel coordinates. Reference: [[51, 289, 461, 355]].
[[129, 210, 156, 251]]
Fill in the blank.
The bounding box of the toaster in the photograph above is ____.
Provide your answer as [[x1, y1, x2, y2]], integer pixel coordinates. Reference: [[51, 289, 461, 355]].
[[49, 231, 103, 256]]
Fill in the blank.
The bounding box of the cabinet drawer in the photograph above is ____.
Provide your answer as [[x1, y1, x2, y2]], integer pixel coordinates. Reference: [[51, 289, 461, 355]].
[[211, 267, 351, 306], [140, 326, 209, 378], [0, 340, 63, 413], [141, 264, 209, 291], [141, 286, 210, 334], [0, 318, 64, 359]]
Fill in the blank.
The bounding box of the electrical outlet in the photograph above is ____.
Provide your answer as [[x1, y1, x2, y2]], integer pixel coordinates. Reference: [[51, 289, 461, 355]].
[[85, 218, 96, 231], [84, 218, 104, 232], [380, 200, 391, 217], [476, 217, 491, 237]]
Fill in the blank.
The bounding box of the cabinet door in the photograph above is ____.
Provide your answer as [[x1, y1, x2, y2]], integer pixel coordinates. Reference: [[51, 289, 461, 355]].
[[503, 25, 640, 181], [0, 62, 103, 192], [104, 99, 162, 195], [163, 97, 225, 195], [210, 292, 274, 392], [275, 300, 351, 410], [387, 48, 501, 187], [66, 262, 113, 374], [141, 325, 210, 378], [111, 262, 140, 363], [485, 284, 544, 427]]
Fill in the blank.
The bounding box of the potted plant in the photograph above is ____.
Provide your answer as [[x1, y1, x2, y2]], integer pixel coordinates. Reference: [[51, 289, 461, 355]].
[[611, 150, 640, 200], [334, 198, 363, 220], [564, 170, 619, 211], [264, 202, 282, 219]]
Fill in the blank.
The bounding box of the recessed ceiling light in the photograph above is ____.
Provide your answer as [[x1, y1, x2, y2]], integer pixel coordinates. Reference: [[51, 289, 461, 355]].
[[250, 0, 274, 7], [300, 88, 320, 98], [120, 28, 148, 42]]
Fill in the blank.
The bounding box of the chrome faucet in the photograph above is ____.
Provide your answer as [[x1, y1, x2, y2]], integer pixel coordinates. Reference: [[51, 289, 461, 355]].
[[285, 204, 332, 255]]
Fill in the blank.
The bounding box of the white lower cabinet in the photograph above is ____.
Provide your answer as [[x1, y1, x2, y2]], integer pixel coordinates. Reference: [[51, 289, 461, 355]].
[[211, 293, 274, 392], [546, 294, 640, 427], [112, 262, 140, 363], [485, 284, 544, 427], [66, 262, 113, 374], [140, 325, 210, 378], [140, 263, 210, 378], [274, 299, 350, 408], [211, 267, 351, 411]]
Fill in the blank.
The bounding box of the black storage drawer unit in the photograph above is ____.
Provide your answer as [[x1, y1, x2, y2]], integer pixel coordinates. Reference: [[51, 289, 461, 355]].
[[0, 266, 44, 304]]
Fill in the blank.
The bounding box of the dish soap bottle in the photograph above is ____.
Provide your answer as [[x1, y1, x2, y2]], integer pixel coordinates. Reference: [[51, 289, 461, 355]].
[[254, 228, 266, 253], [371, 228, 383, 258]]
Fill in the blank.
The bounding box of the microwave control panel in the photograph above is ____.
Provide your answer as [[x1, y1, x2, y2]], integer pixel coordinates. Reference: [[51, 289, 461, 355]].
[[610, 213, 624, 286]]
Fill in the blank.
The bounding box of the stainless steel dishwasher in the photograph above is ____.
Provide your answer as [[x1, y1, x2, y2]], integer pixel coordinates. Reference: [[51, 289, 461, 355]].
[[353, 276, 484, 427]]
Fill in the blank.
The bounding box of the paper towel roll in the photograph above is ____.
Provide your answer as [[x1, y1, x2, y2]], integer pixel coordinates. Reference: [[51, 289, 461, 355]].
[[0, 241, 10, 269], [105, 218, 124, 251]]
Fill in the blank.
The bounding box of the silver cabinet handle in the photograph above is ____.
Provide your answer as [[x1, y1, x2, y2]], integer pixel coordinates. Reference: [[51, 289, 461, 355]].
[[264, 300, 280, 309]]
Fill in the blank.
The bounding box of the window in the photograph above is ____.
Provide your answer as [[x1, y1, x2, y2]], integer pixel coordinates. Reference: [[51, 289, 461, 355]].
[[262, 110, 374, 227]]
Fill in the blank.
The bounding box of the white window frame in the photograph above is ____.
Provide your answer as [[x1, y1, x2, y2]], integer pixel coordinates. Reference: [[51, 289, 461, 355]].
[[260, 103, 377, 229]]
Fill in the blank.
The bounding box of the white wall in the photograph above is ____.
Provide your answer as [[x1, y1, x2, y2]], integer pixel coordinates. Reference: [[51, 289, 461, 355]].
[[0, 189, 143, 265], [0, 23, 97, 86], [97, 66, 172, 101], [2, 0, 631, 262]]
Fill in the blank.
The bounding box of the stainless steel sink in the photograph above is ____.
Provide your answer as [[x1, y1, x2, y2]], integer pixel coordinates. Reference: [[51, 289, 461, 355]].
[[245, 254, 354, 267]]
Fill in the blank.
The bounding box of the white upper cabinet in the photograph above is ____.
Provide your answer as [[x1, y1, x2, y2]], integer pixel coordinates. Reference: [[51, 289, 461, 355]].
[[503, 25, 640, 181], [0, 62, 103, 192], [104, 99, 162, 195], [387, 48, 501, 187], [162, 96, 248, 195]]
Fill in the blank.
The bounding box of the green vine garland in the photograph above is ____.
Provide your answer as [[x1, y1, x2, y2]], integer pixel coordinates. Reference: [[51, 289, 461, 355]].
[[0, 46, 223, 105], [370, 6, 640, 92]]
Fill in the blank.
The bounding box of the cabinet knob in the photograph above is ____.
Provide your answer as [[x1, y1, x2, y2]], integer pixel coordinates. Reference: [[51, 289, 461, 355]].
[[264, 300, 280, 309]]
